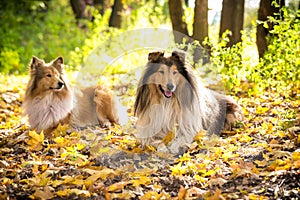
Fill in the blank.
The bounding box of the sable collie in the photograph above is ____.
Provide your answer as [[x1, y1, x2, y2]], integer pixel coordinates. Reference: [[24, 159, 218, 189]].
[[134, 51, 244, 153], [23, 56, 121, 133]]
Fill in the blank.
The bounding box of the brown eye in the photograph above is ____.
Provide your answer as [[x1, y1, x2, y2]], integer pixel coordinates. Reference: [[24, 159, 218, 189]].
[[173, 71, 178, 75], [46, 74, 51, 77], [159, 70, 164, 74]]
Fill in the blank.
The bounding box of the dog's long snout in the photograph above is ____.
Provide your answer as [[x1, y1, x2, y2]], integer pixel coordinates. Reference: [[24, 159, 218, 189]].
[[167, 83, 175, 91]]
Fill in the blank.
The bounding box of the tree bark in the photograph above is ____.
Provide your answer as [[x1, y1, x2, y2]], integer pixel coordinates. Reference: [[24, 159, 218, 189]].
[[192, 0, 209, 64], [70, 0, 87, 19], [168, 0, 189, 44], [94, 0, 105, 15], [219, 0, 245, 47], [193, 0, 208, 43], [109, 0, 123, 28], [256, 0, 285, 58]]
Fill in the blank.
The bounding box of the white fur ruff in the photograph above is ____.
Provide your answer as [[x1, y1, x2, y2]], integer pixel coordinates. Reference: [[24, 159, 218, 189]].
[[23, 92, 74, 131]]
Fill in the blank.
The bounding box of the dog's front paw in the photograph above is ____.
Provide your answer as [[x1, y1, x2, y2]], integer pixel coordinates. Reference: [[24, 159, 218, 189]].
[[156, 143, 169, 153], [168, 139, 189, 155], [102, 121, 111, 128]]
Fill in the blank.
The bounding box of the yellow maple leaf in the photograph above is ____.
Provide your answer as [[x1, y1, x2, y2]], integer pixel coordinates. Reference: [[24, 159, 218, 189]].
[[292, 152, 300, 161], [256, 106, 269, 115], [56, 188, 90, 197], [53, 124, 69, 137], [131, 176, 151, 187], [162, 131, 175, 145], [108, 181, 130, 192], [239, 134, 253, 143], [194, 130, 207, 142], [53, 136, 65, 146], [27, 131, 44, 151], [84, 168, 117, 186], [171, 162, 187, 176]]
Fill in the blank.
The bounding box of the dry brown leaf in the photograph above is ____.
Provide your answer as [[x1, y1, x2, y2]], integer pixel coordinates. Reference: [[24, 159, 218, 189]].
[[30, 186, 55, 200], [177, 185, 186, 200]]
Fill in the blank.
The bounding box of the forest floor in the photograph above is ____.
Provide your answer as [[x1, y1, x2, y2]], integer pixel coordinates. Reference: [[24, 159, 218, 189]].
[[0, 75, 299, 200]]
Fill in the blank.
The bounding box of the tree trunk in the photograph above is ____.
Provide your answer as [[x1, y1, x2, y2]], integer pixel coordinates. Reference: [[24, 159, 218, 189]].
[[94, 0, 105, 15], [193, 0, 208, 43], [256, 0, 285, 58], [193, 0, 209, 64], [70, 0, 87, 19], [168, 0, 189, 44], [219, 0, 245, 47], [109, 0, 123, 28]]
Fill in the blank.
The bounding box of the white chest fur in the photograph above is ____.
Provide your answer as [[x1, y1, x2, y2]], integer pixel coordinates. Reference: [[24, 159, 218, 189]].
[[23, 92, 73, 131]]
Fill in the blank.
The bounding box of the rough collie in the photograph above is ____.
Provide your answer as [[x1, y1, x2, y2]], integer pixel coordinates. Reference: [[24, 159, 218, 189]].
[[134, 51, 244, 153], [23, 56, 121, 133]]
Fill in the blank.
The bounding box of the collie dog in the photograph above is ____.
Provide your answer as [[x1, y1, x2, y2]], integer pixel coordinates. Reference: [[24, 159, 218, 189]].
[[134, 51, 243, 153], [23, 56, 121, 133], [23, 56, 73, 133]]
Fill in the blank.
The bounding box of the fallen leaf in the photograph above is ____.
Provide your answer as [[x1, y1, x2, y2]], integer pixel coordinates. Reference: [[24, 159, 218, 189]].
[[30, 186, 54, 200], [177, 185, 186, 200]]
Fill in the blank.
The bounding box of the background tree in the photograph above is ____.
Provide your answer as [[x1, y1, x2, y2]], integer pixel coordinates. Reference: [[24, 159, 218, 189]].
[[168, 0, 189, 44], [109, 0, 124, 28], [70, 0, 123, 28], [168, 0, 208, 44], [219, 0, 245, 47], [168, 0, 209, 64], [193, 0, 208, 43], [256, 0, 285, 58], [70, 0, 94, 20]]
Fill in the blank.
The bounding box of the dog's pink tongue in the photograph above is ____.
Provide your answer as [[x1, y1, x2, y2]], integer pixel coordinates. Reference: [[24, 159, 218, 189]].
[[165, 91, 172, 97]]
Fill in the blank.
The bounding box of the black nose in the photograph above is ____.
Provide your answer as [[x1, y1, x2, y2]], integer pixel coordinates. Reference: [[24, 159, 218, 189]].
[[167, 83, 175, 91], [58, 81, 64, 88]]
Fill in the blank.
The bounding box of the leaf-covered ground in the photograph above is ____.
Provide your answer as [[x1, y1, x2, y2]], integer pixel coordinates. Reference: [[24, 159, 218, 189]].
[[0, 75, 299, 200]]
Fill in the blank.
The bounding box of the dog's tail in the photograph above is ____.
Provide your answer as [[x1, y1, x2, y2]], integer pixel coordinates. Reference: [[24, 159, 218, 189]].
[[213, 92, 244, 131]]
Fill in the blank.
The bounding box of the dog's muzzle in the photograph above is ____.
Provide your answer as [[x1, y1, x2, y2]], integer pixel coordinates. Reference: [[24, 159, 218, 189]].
[[50, 81, 64, 91], [159, 83, 176, 98]]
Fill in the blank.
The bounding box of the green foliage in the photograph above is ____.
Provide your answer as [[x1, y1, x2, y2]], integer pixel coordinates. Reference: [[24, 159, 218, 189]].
[[0, 0, 85, 74], [249, 8, 300, 95], [205, 7, 299, 96], [203, 30, 254, 93]]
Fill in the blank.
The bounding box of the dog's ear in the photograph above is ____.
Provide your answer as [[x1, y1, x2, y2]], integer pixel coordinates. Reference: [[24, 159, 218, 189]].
[[52, 57, 64, 73], [30, 56, 43, 71], [148, 51, 164, 62], [171, 50, 186, 64]]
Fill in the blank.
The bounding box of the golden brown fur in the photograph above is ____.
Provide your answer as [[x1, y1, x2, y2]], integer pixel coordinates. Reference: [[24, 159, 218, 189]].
[[23, 56, 121, 133], [134, 51, 244, 153], [93, 85, 119, 127]]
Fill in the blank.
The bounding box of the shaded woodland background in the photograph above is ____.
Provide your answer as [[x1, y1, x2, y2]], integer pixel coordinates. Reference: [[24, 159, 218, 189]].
[[0, 0, 299, 93]]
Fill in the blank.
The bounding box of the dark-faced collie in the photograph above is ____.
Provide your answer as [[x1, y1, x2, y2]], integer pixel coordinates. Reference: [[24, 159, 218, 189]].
[[23, 56, 121, 133], [134, 51, 244, 153]]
